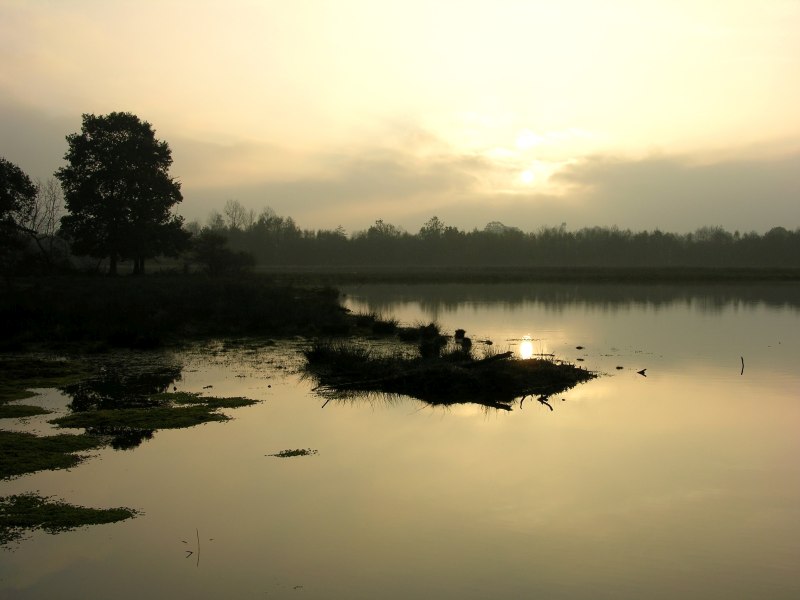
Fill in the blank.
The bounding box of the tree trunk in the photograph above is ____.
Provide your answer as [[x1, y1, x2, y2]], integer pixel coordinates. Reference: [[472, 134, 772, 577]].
[[130, 256, 146, 275], [109, 254, 118, 276]]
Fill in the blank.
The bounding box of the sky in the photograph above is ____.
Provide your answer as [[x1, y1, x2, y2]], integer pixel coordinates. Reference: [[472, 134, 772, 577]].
[[1, 0, 798, 234]]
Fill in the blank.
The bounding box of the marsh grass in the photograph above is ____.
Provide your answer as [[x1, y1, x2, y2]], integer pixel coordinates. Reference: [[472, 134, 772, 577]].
[[51, 392, 260, 434], [0, 390, 260, 479], [304, 339, 594, 409], [0, 430, 105, 479], [51, 405, 230, 431], [0, 493, 137, 546], [150, 391, 258, 409], [269, 448, 319, 458]]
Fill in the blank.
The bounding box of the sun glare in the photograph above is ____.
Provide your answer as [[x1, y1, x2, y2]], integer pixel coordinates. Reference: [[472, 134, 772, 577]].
[[519, 336, 534, 359], [520, 169, 535, 185]]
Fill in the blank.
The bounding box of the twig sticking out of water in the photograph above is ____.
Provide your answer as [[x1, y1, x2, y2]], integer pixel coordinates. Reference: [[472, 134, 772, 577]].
[[184, 528, 200, 566]]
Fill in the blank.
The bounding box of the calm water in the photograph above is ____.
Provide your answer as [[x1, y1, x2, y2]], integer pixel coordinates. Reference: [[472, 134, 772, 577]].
[[2, 283, 799, 599]]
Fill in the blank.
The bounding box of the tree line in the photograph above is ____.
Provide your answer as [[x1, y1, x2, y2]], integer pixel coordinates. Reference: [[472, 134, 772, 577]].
[[198, 204, 799, 269], [2, 111, 799, 274]]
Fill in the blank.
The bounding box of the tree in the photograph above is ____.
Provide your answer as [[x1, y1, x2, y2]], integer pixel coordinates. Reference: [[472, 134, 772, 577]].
[[419, 216, 445, 239], [17, 178, 68, 269], [223, 199, 254, 231], [0, 157, 37, 250], [56, 112, 188, 275], [191, 229, 255, 275]]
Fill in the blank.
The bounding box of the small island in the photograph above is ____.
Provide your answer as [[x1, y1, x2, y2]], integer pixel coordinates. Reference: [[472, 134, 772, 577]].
[[304, 325, 594, 410]]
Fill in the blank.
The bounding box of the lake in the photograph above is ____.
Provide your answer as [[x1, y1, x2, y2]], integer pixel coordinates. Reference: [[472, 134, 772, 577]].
[[2, 282, 799, 599]]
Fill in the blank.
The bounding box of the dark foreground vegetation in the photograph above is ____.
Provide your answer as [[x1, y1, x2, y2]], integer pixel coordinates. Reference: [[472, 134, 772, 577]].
[[1, 275, 349, 350], [304, 336, 594, 411]]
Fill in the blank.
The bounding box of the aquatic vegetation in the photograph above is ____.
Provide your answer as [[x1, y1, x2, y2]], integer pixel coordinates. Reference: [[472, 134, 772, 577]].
[[50, 405, 230, 431], [0, 430, 105, 479], [156, 392, 258, 409], [303, 340, 594, 410], [0, 493, 136, 546], [50, 392, 260, 437], [268, 448, 319, 458]]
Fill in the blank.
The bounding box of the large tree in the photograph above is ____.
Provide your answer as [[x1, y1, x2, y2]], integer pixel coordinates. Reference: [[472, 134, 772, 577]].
[[0, 157, 38, 271], [1, 157, 36, 236], [56, 112, 187, 274]]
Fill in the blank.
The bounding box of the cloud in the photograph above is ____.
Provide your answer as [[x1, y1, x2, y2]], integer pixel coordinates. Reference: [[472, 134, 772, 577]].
[[183, 146, 800, 234], [549, 152, 800, 232], [0, 98, 77, 181], [2, 94, 797, 234], [181, 146, 497, 230]]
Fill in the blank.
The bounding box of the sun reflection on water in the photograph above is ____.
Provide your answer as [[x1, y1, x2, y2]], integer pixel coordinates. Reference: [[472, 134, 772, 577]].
[[518, 335, 534, 359]]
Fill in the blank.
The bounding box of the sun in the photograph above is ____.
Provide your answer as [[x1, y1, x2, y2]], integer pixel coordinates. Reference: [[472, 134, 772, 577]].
[[520, 169, 535, 185]]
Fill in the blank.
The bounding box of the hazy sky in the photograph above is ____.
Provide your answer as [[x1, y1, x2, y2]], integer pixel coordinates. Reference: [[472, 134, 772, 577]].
[[1, 0, 798, 233]]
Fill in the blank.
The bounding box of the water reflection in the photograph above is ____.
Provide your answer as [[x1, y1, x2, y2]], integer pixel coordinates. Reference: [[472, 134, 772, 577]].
[[3, 289, 800, 599], [341, 282, 800, 316], [519, 336, 534, 359]]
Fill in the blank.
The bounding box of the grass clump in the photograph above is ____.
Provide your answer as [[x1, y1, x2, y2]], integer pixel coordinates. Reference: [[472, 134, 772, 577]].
[[269, 448, 319, 458], [304, 340, 594, 410], [1, 493, 137, 546], [0, 430, 105, 479], [50, 405, 229, 431], [49, 392, 259, 449], [153, 391, 258, 409]]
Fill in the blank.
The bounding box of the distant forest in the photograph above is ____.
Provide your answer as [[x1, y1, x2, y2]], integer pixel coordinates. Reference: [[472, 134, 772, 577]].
[[191, 200, 800, 268]]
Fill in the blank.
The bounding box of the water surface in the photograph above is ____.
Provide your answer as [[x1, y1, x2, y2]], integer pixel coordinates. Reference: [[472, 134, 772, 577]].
[[2, 283, 799, 599]]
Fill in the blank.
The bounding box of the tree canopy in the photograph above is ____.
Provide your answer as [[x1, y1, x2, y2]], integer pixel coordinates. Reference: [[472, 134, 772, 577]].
[[0, 157, 38, 268], [0, 157, 36, 235], [56, 112, 188, 274]]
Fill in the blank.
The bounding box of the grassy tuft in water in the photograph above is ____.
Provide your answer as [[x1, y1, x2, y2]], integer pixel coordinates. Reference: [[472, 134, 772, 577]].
[[304, 339, 594, 410], [153, 391, 259, 409], [0, 430, 105, 479], [49, 391, 259, 450], [0, 493, 137, 546], [269, 448, 319, 458], [50, 405, 230, 431]]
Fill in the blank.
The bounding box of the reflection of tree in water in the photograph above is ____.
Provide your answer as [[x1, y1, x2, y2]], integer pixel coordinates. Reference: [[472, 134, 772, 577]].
[[86, 427, 155, 450], [60, 359, 182, 450], [344, 283, 800, 315]]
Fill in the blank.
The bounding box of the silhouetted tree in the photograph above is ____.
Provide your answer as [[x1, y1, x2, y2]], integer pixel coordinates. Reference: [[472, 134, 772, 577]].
[[13, 178, 69, 270], [192, 229, 255, 275], [56, 112, 188, 275], [419, 216, 445, 239], [223, 199, 254, 231], [0, 157, 37, 263]]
